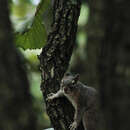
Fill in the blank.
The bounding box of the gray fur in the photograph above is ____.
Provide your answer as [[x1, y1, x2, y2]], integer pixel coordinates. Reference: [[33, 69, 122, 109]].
[[47, 74, 98, 130]]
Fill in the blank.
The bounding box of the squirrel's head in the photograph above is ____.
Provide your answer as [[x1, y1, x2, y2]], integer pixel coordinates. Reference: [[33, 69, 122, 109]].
[[61, 73, 79, 94]]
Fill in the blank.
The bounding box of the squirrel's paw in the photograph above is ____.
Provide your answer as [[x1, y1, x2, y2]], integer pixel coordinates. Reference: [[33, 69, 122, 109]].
[[46, 93, 55, 101], [69, 121, 77, 130]]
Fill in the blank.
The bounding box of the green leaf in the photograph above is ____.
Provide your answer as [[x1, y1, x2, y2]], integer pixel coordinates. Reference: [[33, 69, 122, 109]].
[[14, 0, 51, 49]]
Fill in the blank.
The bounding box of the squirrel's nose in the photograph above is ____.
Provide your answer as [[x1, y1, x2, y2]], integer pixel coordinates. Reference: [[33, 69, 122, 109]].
[[63, 87, 68, 94]]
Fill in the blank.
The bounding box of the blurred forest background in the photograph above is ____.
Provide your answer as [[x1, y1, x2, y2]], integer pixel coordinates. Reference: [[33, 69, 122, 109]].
[[1, 0, 130, 130], [9, 0, 90, 129]]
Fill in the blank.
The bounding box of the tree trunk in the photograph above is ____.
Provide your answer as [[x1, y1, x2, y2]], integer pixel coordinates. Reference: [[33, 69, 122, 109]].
[[0, 1, 37, 130], [86, 0, 130, 130], [99, 1, 130, 130], [39, 0, 82, 130], [85, 0, 105, 88]]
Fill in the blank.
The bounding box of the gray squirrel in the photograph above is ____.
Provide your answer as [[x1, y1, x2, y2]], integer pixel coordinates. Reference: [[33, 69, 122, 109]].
[[47, 73, 98, 130]]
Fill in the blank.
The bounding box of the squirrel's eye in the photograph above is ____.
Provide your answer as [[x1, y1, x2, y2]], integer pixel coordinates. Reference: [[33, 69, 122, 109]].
[[72, 80, 75, 84]]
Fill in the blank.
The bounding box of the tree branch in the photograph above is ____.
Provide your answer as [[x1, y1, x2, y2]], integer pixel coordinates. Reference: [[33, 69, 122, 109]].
[[39, 0, 81, 129]]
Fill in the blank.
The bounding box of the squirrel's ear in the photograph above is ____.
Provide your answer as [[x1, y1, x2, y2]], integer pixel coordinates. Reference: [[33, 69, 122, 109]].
[[72, 74, 79, 84]]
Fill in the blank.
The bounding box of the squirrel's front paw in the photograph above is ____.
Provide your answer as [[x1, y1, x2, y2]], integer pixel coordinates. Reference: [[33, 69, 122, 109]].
[[69, 121, 77, 130], [46, 93, 55, 102]]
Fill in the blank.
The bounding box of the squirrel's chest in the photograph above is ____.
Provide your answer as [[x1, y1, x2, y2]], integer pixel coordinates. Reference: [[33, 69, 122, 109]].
[[64, 94, 78, 109]]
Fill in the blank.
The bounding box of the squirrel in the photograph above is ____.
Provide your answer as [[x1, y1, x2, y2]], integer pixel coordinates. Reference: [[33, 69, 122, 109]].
[[46, 73, 98, 130]]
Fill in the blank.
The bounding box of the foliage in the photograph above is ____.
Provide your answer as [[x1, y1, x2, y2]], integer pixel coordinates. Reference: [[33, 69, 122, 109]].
[[13, 0, 51, 49], [11, 1, 89, 50]]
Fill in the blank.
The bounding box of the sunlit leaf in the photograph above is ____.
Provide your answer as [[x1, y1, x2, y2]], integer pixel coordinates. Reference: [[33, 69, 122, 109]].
[[14, 0, 50, 49]]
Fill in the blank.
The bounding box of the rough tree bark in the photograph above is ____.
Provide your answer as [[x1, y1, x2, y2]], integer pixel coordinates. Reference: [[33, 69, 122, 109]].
[[0, 1, 37, 130], [39, 0, 82, 130], [86, 0, 130, 130]]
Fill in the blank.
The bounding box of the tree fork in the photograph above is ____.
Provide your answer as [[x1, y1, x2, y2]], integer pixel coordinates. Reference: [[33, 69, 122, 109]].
[[39, 0, 81, 130]]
